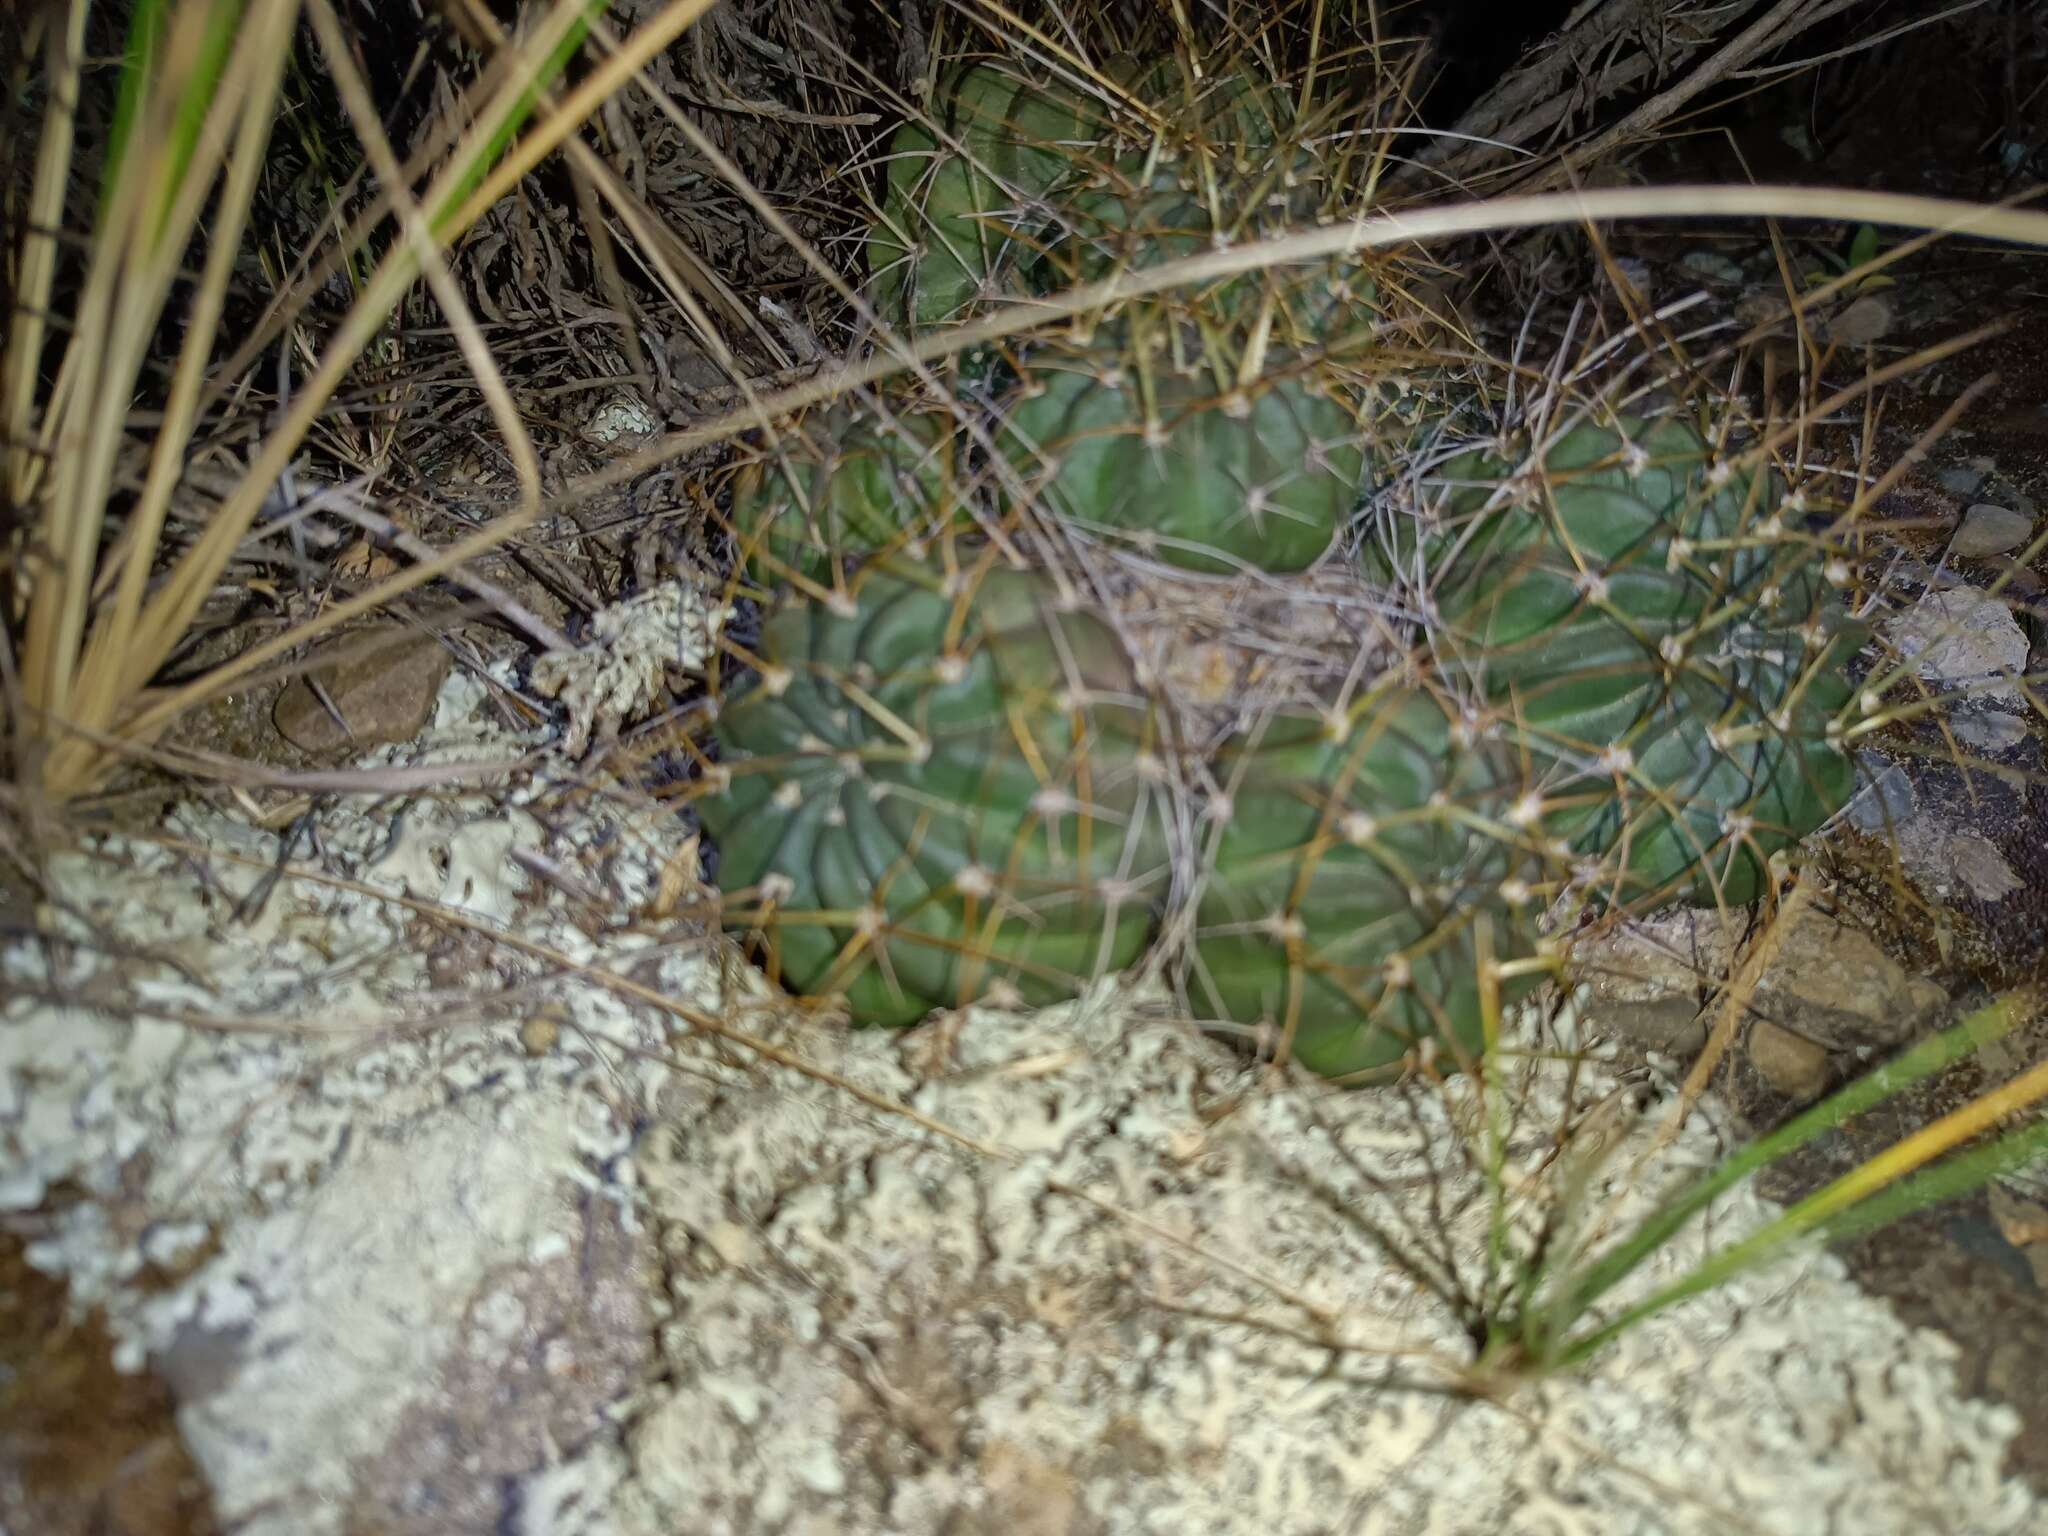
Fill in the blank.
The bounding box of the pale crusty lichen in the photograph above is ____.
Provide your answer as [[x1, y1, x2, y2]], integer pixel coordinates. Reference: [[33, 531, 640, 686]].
[[530, 579, 728, 757]]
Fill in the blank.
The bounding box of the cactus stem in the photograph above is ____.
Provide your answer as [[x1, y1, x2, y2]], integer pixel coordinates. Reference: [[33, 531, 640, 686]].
[[835, 677, 926, 754]]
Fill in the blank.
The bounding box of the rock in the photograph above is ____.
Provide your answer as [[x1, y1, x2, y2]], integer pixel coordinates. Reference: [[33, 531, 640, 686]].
[[1884, 587, 2028, 709], [1569, 902, 1946, 1058], [1748, 1019, 1831, 1102], [1937, 465, 1987, 498], [1844, 749, 2037, 906], [1601, 993, 1709, 1056], [581, 391, 658, 446], [1568, 909, 1721, 1055], [1846, 760, 1916, 833], [1952, 503, 2034, 558], [272, 628, 454, 755], [1875, 783, 2033, 907], [1734, 292, 1793, 332], [1682, 250, 1746, 285], [1609, 257, 1653, 303], [1751, 905, 1948, 1053], [1948, 832, 2026, 903], [1951, 707, 2031, 754], [1987, 1186, 2048, 1292], [1830, 294, 1894, 346]]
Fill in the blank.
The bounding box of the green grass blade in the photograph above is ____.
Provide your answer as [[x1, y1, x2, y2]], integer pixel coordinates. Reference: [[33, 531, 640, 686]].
[[1533, 991, 2026, 1351], [1558, 1107, 2048, 1370], [428, 0, 609, 239], [101, 0, 168, 223], [1816, 1119, 2048, 1248], [103, 0, 249, 246]]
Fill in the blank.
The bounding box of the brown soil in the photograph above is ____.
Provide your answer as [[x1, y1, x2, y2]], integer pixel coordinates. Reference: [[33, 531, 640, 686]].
[[0, 1229, 220, 1536]]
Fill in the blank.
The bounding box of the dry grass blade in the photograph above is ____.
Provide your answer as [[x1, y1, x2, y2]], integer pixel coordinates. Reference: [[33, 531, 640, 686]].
[[12, 0, 299, 786], [1, 0, 86, 504], [555, 180, 2048, 504], [3, 0, 723, 805]]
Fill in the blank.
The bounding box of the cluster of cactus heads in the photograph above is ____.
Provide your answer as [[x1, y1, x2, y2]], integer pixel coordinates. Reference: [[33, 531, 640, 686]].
[[694, 51, 1863, 1080]]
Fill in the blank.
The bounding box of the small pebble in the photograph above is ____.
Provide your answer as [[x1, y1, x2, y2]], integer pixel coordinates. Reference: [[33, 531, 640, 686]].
[[1749, 1019, 1830, 1103], [1951, 503, 2033, 558], [272, 628, 453, 755], [1681, 250, 1745, 285], [520, 1006, 566, 1057], [1609, 258, 1653, 303], [1830, 293, 1893, 346]]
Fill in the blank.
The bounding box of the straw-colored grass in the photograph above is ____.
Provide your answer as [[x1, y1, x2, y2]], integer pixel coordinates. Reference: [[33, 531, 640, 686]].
[[2, 0, 718, 806]]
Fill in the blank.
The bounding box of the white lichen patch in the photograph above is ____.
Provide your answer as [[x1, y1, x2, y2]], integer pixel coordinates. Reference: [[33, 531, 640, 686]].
[[0, 660, 705, 1535], [520, 990, 2038, 1536], [582, 392, 661, 447], [531, 578, 729, 756]]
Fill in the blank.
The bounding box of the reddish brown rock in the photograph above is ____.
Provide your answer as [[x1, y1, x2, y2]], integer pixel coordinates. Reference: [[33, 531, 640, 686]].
[[271, 628, 453, 755]]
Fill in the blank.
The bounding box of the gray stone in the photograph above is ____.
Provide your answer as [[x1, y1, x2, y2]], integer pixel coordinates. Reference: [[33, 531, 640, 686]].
[[1952, 503, 2034, 558], [1830, 294, 1894, 346], [1937, 465, 1987, 497], [1949, 832, 2026, 903], [1952, 708, 2031, 754], [1846, 760, 1916, 833], [1884, 587, 2028, 709], [1681, 250, 1745, 284], [1610, 257, 1653, 303]]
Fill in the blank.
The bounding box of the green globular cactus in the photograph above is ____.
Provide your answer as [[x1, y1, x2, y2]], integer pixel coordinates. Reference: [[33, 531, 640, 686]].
[[998, 345, 1365, 573], [1029, 144, 1382, 352], [725, 398, 965, 582], [696, 567, 1173, 1025], [1009, 57, 1397, 362], [866, 64, 1101, 334], [693, 59, 1874, 1075], [1363, 415, 1859, 908], [1507, 615, 1859, 909], [1185, 694, 1554, 1080], [1364, 415, 1825, 671]]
